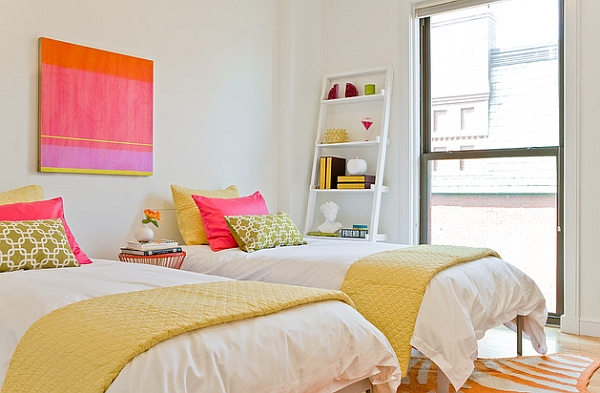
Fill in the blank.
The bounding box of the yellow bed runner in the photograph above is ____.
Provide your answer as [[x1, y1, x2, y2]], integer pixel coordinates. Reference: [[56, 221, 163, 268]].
[[2, 280, 353, 393], [340, 244, 500, 377]]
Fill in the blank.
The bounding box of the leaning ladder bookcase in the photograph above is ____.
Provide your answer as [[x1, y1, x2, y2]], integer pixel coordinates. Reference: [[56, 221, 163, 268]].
[[304, 66, 393, 242]]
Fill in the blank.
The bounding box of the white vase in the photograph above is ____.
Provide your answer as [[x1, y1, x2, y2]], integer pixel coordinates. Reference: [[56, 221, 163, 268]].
[[347, 157, 367, 175], [134, 224, 154, 242]]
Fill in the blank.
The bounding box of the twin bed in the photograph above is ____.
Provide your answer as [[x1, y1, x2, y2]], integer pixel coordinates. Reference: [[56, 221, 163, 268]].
[[179, 238, 548, 391], [0, 259, 401, 393]]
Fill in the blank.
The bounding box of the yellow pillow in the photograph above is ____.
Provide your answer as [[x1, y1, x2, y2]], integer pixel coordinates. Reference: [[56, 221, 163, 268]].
[[171, 184, 239, 245], [0, 185, 44, 205]]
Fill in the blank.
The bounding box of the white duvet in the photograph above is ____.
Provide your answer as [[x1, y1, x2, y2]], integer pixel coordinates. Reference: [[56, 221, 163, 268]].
[[0, 259, 401, 393], [181, 238, 548, 390]]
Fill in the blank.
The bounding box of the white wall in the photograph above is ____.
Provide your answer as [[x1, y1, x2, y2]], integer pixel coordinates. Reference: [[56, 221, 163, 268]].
[[287, 0, 411, 243], [577, 0, 600, 337], [0, 0, 280, 259], [276, 0, 323, 221]]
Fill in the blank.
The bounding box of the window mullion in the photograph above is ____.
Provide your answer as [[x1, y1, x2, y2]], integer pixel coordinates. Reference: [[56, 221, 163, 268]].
[[423, 146, 559, 161]]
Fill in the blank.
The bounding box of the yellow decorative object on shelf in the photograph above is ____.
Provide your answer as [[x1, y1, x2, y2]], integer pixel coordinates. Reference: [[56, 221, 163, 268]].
[[324, 128, 349, 144]]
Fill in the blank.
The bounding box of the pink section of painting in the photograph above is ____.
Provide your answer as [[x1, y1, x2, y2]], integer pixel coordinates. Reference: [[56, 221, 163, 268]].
[[41, 144, 152, 172], [41, 64, 152, 142], [40, 63, 153, 174]]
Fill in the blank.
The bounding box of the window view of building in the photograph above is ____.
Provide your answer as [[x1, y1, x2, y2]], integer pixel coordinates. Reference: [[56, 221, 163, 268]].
[[422, 0, 561, 316]]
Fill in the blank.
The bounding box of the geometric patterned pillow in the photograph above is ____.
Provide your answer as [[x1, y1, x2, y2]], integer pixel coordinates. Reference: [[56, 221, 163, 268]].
[[0, 219, 79, 273], [224, 211, 307, 253]]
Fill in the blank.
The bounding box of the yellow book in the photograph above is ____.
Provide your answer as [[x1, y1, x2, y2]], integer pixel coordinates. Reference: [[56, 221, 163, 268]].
[[325, 157, 346, 189], [337, 175, 376, 183], [325, 157, 333, 189], [337, 183, 375, 189], [319, 156, 326, 189]]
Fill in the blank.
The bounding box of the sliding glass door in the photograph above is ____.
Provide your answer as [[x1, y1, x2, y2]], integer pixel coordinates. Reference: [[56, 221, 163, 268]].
[[418, 0, 563, 323]]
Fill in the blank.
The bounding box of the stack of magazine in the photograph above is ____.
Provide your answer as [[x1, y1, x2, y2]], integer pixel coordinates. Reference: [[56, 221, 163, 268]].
[[120, 239, 182, 256]]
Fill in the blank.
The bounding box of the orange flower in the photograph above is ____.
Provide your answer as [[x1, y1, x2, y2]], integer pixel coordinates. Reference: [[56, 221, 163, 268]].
[[142, 209, 161, 227]]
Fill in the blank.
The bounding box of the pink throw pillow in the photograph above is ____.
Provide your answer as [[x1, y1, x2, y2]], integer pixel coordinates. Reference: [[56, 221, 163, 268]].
[[192, 191, 269, 251], [0, 197, 92, 264]]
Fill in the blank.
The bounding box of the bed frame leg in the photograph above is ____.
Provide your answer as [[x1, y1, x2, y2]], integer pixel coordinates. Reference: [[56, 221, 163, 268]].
[[437, 368, 450, 393], [516, 314, 523, 356]]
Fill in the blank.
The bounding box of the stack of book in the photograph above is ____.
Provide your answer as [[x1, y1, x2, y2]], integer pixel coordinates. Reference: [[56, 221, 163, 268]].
[[318, 156, 346, 189], [120, 239, 182, 256], [337, 175, 376, 189], [340, 224, 369, 239]]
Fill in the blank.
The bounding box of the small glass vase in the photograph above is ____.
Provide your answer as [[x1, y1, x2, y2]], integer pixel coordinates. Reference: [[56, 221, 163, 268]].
[[134, 224, 154, 242]]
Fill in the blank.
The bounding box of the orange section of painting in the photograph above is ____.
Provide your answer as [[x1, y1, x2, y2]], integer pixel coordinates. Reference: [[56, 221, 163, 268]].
[[40, 37, 153, 83]]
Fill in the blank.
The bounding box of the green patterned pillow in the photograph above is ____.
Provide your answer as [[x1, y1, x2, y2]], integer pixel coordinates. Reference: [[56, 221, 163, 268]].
[[0, 219, 79, 273], [225, 211, 307, 253]]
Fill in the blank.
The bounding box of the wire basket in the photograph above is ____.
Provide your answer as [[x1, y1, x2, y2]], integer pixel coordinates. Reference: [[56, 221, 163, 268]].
[[118, 251, 186, 269]]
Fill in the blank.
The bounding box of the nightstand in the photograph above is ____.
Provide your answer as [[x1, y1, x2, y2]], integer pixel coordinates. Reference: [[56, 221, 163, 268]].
[[117, 251, 186, 269]]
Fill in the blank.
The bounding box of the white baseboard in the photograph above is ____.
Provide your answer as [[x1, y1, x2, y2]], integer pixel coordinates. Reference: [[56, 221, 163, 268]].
[[560, 315, 580, 335], [561, 315, 600, 338], [580, 319, 600, 338]]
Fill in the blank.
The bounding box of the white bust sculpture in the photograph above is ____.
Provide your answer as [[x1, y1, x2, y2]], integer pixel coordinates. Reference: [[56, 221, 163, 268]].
[[318, 201, 343, 233]]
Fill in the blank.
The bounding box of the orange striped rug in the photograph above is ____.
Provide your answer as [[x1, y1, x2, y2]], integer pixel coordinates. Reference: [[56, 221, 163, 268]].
[[398, 353, 600, 393]]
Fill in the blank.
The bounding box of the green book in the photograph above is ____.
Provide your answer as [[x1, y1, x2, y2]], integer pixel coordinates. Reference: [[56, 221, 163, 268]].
[[307, 231, 340, 237]]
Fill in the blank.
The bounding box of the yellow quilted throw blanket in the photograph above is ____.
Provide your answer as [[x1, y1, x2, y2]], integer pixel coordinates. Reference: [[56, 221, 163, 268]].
[[340, 244, 500, 377], [2, 281, 353, 393]]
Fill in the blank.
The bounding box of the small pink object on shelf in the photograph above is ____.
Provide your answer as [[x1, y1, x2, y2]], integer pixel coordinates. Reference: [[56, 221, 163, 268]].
[[345, 83, 358, 97], [361, 117, 374, 130], [327, 83, 339, 99]]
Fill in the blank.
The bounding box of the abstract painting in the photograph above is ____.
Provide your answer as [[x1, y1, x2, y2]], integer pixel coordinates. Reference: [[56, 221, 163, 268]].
[[39, 37, 154, 175]]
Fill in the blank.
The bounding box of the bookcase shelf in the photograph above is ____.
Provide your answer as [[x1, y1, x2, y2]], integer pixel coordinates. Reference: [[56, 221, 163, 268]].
[[309, 186, 390, 193], [320, 91, 385, 105], [304, 66, 393, 242], [315, 138, 389, 148]]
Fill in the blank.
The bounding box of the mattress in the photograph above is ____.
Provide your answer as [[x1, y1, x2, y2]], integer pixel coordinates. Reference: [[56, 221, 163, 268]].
[[0, 259, 401, 393], [181, 238, 548, 390]]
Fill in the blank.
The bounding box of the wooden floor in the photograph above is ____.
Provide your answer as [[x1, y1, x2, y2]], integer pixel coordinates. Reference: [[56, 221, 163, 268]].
[[478, 325, 600, 392]]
